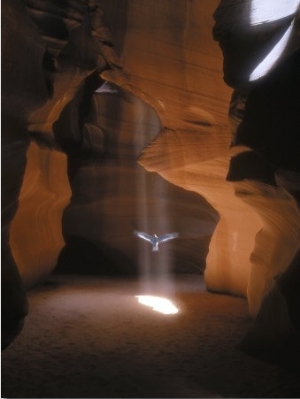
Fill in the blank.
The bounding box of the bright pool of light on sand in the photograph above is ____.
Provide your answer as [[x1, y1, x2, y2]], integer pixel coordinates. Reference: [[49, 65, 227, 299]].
[[135, 295, 179, 314]]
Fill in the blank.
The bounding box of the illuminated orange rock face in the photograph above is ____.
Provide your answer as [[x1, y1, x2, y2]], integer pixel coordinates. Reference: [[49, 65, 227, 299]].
[[9, 142, 71, 287], [2, 0, 300, 357], [100, 0, 259, 297], [55, 84, 217, 276]]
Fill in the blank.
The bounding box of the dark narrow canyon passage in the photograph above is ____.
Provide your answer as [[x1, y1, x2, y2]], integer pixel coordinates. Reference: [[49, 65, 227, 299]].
[[2, 2, 300, 397]]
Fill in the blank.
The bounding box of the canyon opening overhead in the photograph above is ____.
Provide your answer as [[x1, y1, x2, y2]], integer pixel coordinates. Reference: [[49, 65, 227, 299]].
[[2, 0, 300, 397]]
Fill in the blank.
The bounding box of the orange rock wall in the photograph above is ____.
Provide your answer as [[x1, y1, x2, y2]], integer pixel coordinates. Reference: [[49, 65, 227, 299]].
[[2, 0, 300, 355], [9, 142, 71, 287]]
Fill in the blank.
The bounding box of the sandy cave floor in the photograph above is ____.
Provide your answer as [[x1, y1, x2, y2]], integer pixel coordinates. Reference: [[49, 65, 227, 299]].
[[2, 274, 300, 398]]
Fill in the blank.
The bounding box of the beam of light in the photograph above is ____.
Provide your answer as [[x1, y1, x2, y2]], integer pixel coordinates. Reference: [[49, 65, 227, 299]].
[[135, 295, 179, 314], [249, 22, 294, 81], [250, 0, 299, 25], [133, 95, 175, 295]]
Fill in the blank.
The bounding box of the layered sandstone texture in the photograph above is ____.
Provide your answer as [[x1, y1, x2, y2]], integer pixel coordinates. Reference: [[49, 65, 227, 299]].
[[56, 84, 217, 276], [99, 0, 262, 298], [2, 0, 300, 360]]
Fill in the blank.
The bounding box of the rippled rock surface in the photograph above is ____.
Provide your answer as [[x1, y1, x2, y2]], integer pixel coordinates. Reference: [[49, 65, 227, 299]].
[[2, 0, 300, 363]]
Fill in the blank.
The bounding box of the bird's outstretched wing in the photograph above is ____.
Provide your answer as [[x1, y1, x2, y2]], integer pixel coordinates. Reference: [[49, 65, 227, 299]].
[[133, 231, 154, 244], [157, 232, 179, 243]]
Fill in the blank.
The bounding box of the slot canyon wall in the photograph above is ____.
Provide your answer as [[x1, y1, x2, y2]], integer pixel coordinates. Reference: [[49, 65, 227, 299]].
[[2, 0, 300, 362]]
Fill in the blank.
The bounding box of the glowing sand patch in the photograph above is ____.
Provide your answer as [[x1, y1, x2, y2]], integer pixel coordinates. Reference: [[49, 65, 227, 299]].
[[136, 295, 179, 314]]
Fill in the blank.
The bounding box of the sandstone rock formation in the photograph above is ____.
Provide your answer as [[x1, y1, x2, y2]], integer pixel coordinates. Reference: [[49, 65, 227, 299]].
[[2, 0, 108, 347], [9, 141, 71, 287], [213, 0, 300, 358], [2, 0, 300, 363], [55, 81, 217, 276]]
